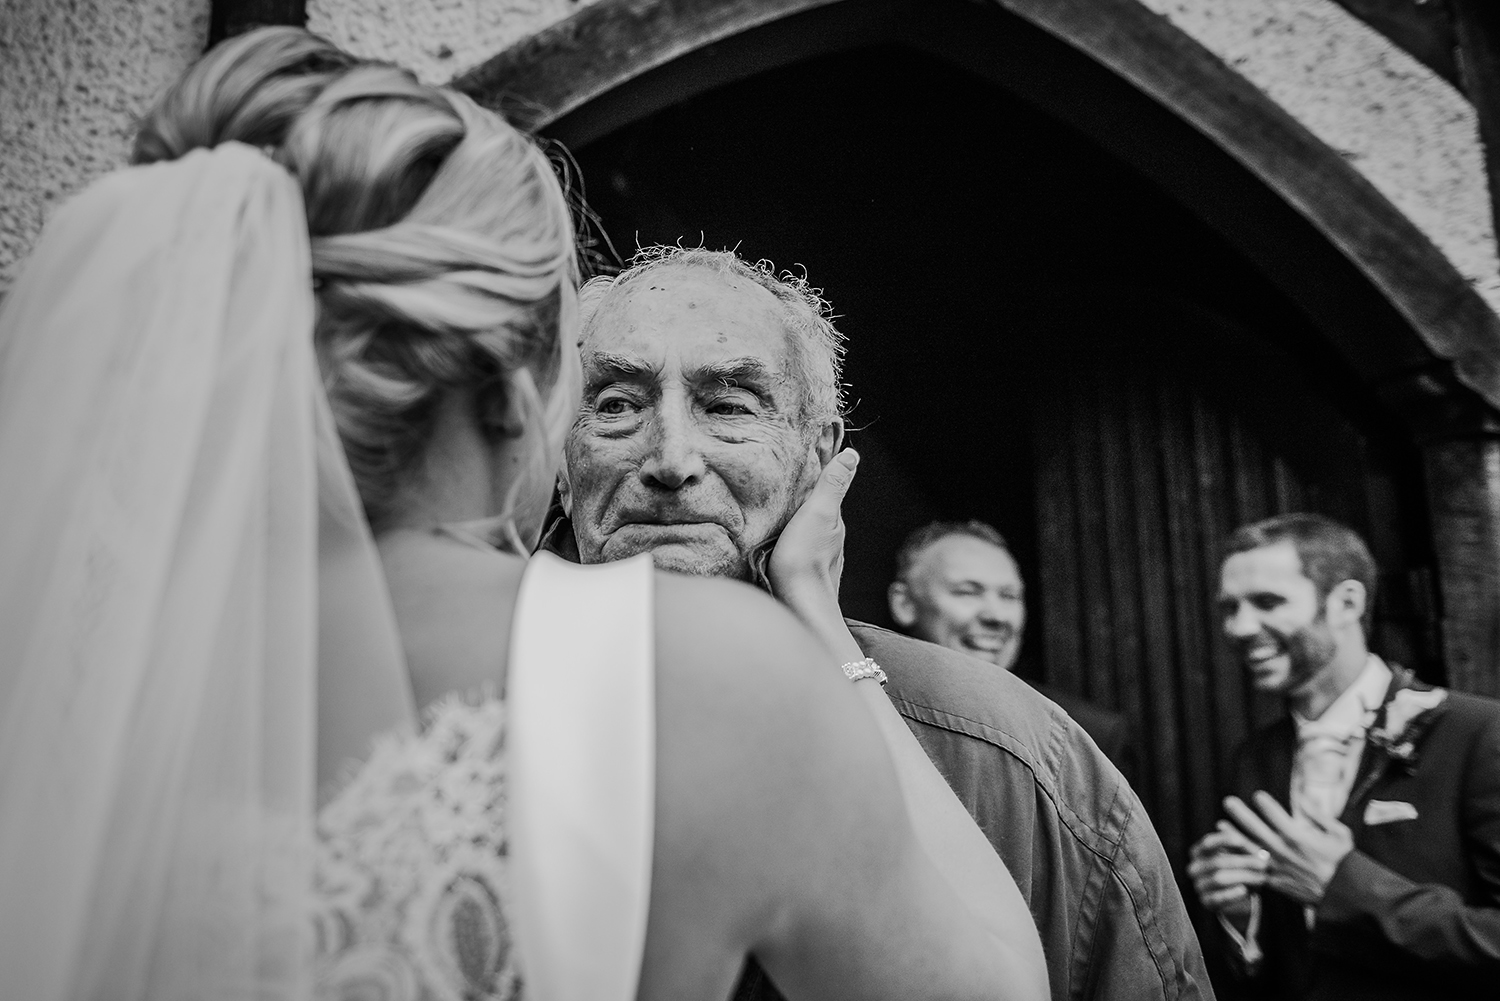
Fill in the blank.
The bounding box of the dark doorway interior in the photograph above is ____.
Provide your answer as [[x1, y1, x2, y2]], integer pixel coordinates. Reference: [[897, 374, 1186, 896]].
[[568, 41, 1438, 894]]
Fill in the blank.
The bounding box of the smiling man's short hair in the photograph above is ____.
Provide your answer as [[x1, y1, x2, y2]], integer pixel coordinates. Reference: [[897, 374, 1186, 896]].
[[896, 520, 1013, 583], [1223, 513, 1376, 629], [579, 246, 847, 428]]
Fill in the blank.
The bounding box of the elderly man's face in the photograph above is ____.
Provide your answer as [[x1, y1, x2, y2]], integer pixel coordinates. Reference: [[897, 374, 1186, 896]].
[[560, 265, 834, 578]]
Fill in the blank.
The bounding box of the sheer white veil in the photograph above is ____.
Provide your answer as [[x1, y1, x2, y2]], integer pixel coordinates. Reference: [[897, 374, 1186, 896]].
[[0, 142, 413, 1000]]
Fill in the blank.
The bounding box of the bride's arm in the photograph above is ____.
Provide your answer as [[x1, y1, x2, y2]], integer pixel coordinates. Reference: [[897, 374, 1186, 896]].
[[646, 574, 1049, 1001], [780, 582, 1046, 983], [767, 451, 1044, 973]]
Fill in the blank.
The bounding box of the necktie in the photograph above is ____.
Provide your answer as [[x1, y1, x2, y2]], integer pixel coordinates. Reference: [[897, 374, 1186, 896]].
[[1292, 719, 1367, 930], [1292, 728, 1360, 822]]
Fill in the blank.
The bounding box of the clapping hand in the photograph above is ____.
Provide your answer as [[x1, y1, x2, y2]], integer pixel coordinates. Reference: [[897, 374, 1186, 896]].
[[1222, 792, 1354, 907], [1188, 821, 1268, 925]]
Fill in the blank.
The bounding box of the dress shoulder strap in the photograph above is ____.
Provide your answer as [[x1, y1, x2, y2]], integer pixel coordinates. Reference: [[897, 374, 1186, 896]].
[[506, 551, 655, 1001]]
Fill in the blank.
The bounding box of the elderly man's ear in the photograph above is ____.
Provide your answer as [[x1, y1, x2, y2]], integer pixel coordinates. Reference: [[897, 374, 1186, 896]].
[[793, 419, 844, 500], [815, 419, 844, 468]]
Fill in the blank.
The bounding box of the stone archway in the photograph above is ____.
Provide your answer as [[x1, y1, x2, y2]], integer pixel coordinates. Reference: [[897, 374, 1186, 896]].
[[459, 0, 1500, 410], [451, 0, 1500, 697]]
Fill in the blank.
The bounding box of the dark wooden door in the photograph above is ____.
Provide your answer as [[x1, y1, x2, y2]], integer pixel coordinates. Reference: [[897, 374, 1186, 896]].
[[1030, 306, 1438, 876]]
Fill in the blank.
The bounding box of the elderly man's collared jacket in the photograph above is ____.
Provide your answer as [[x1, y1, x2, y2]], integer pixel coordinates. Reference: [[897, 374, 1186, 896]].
[[539, 516, 1213, 1000]]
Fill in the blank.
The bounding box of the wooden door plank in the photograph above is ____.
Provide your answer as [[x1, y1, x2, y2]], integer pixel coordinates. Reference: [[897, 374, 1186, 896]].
[[1124, 370, 1186, 859], [1070, 366, 1119, 709], [1189, 390, 1253, 767], [1156, 376, 1221, 841], [1035, 372, 1086, 695]]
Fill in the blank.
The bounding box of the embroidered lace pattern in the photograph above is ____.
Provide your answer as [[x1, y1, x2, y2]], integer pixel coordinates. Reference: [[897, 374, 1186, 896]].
[[312, 693, 521, 1001]]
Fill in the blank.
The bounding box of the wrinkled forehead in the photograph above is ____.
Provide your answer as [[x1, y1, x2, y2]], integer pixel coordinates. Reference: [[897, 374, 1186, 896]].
[[581, 264, 796, 373]]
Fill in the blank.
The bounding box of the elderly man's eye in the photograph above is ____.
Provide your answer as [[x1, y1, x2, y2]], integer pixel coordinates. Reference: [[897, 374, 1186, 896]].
[[596, 394, 640, 416], [704, 391, 757, 416]]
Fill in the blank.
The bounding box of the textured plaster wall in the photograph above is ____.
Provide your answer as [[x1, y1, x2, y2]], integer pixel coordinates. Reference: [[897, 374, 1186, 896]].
[[4, 0, 1496, 318], [1140, 0, 1500, 317], [0, 0, 211, 287], [307, 0, 603, 86]]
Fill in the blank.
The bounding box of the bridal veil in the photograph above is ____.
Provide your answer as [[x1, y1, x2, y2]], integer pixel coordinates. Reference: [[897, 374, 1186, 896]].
[[0, 138, 655, 1001], [0, 143, 412, 1000]]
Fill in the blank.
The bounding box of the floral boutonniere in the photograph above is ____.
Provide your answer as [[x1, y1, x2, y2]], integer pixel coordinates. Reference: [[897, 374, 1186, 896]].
[[1366, 686, 1448, 770]]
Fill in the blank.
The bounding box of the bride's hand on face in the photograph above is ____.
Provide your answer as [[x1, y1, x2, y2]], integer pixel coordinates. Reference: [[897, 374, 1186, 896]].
[[768, 448, 860, 657]]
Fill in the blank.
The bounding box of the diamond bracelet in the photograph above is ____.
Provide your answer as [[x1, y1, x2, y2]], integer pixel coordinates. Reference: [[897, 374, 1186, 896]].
[[841, 657, 888, 685]]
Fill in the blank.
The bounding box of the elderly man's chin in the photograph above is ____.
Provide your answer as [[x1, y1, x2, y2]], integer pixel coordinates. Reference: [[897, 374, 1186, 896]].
[[602, 523, 750, 579]]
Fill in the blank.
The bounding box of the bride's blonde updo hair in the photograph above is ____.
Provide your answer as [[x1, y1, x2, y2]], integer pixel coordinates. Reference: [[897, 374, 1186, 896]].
[[134, 27, 578, 532]]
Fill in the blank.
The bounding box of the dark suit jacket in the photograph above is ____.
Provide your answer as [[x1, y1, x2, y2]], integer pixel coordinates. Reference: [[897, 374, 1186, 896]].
[[1215, 671, 1500, 999]]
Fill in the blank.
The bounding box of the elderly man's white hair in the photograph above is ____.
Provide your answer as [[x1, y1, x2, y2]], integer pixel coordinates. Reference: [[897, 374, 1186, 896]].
[[578, 246, 848, 427]]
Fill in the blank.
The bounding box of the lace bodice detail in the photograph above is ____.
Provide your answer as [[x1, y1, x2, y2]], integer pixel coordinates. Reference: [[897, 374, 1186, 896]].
[[312, 694, 520, 1001]]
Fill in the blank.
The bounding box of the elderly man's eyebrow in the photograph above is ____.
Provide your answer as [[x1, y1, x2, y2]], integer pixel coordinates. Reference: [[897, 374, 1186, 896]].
[[691, 357, 779, 393], [582, 350, 657, 391]]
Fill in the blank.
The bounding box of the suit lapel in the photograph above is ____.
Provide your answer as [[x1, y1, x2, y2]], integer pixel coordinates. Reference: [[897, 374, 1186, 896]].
[[1342, 667, 1414, 825], [1342, 746, 1391, 828]]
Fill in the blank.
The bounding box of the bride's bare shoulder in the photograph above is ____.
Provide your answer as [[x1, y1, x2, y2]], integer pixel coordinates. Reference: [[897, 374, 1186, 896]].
[[652, 570, 824, 683]]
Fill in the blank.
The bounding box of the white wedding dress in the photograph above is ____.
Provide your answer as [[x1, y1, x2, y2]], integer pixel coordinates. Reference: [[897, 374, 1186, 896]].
[[313, 693, 521, 1000], [312, 551, 655, 1001]]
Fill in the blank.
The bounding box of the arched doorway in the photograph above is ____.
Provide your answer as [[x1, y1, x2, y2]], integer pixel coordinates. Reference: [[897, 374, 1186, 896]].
[[456, 0, 1500, 911]]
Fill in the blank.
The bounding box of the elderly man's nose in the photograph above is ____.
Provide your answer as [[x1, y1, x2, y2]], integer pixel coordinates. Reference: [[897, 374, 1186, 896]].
[[638, 410, 706, 489]]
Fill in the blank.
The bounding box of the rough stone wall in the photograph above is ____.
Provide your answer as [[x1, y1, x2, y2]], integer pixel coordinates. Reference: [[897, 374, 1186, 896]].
[[0, 0, 210, 288], [307, 0, 602, 86]]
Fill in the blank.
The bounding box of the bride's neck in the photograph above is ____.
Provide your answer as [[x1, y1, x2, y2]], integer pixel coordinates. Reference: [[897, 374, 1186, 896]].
[[383, 389, 505, 532]]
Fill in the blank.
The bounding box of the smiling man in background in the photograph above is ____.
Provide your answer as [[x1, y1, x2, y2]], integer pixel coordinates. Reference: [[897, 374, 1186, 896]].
[[888, 520, 1134, 779], [1189, 513, 1500, 999]]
